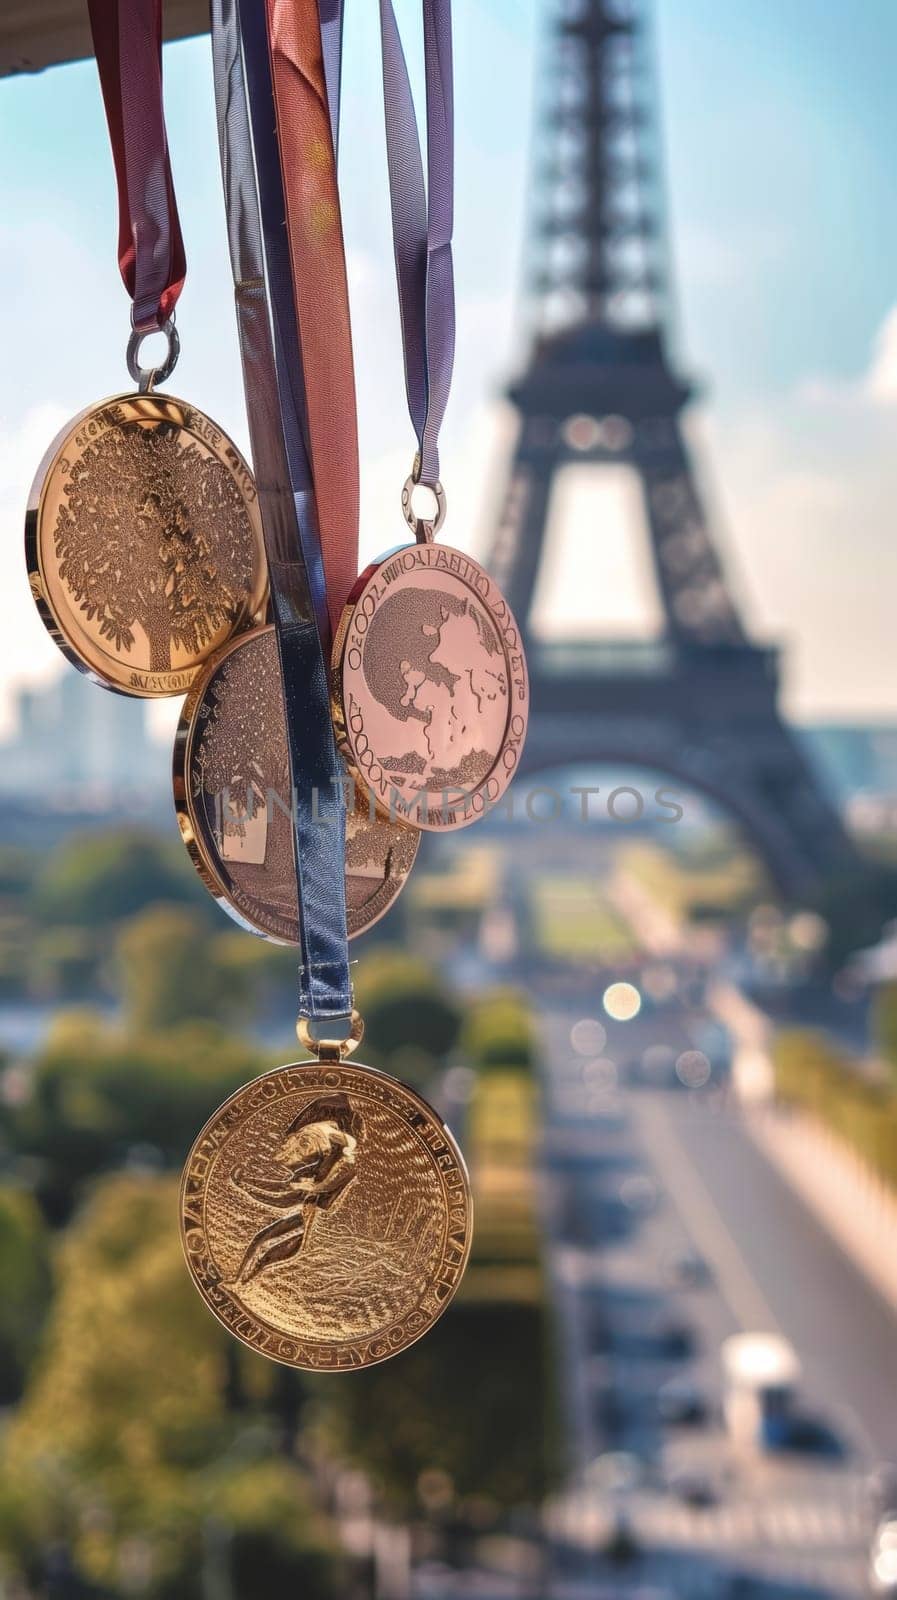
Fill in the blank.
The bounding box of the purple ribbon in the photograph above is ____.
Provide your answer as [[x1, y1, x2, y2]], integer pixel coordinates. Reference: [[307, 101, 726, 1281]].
[[317, 0, 453, 487], [317, 0, 345, 157], [87, 0, 186, 335], [377, 0, 456, 488]]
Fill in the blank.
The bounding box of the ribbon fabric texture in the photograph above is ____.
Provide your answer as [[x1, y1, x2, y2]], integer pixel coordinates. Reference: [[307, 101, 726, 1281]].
[[317, 0, 455, 489], [317, 0, 345, 157], [238, 0, 330, 650], [378, 0, 455, 487], [210, 0, 353, 1023], [265, 0, 360, 638], [86, 0, 186, 333]]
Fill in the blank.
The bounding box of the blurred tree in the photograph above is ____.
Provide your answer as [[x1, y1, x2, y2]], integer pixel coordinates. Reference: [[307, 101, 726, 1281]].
[[0, 910, 32, 998], [773, 1028, 897, 1189], [354, 949, 461, 1069], [32, 831, 205, 929], [31, 925, 102, 1000], [316, 1300, 557, 1517], [0, 1186, 53, 1404], [462, 989, 535, 1073], [5, 1011, 265, 1220], [117, 905, 247, 1032], [0, 845, 37, 898], [773, 1029, 858, 1113], [874, 983, 897, 1080], [213, 929, 297, 1004], [217, 1461, 344, 1600], [811, 863, 897, 970], [314, 1056, 559, 1519], [0, 1175, 343, 1600]]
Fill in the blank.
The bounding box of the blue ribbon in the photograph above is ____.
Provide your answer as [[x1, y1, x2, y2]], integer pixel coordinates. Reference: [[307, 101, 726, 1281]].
[[209, 0, 352, 1026]]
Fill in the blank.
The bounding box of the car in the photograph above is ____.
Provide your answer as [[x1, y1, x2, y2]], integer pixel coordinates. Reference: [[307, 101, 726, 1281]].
[[654, 1317, 696, 1360], [869, 1516, 897, 1595], [667, 1470, 717, 1508], [657, 1376, 707, 1426], [782, 1412, 842, 1457], [665, 1248, 712, 1289]]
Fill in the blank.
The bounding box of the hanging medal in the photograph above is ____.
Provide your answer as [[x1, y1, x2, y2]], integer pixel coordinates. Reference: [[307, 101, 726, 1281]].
[[25, 0, 266, 697], [174, 625, 419, 942], [179, 0, 470, 1371], [331, 0, 529, 830], [173, 0, 417, 943]]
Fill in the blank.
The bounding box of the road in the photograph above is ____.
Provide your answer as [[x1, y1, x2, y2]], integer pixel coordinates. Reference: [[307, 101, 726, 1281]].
[[636, 1089, 897, 1458], [540, 991, 897, 1598]]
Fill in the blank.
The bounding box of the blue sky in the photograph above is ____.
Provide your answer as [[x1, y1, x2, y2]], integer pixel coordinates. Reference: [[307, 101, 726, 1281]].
[[2, 0, 897, 734]]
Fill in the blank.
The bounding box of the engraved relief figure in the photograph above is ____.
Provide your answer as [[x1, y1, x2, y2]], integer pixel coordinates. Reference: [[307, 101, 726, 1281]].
[[196, 646, 293, 885], [54, 426, 256, 673], [228, 1093, 362, 1286], [361, 588, 509, 788]]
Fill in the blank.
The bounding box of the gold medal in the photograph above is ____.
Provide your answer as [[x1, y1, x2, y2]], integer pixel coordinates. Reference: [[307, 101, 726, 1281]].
[[174, 625, 419, 940], [332, 508, 529, 831], [180, 1046, 472, 1369], [26, 392, 267, 697]]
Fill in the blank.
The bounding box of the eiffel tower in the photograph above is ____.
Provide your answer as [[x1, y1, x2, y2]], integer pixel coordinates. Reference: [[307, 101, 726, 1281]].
[[485, 0, 865, 901]]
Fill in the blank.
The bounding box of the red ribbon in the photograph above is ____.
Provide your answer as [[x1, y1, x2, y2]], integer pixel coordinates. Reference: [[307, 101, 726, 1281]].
[[265, 0, 360, 634], [87, 0, 186, 333]]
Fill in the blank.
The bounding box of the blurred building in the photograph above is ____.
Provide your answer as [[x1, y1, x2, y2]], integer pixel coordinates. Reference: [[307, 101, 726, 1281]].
[[800, 723, 897, 800], [800, 722, 897, 836], [1, 672, 162, 808]]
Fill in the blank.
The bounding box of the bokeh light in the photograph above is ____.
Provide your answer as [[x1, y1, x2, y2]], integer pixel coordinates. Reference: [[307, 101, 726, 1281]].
[[442, 1065, 477, 1102], [581, 1056, 617, 1089], [675, 1049, 711, 1088], [602, 982, 641, 1021], [641, 963, 678, 1002], [570, 1017, 607, 1054], [788, 910, 829, 952], [641, 1044, 676, 1083]]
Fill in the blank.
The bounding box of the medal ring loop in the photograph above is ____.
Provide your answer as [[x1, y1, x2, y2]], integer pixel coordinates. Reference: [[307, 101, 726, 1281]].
[[126, 316, 180, 394], [296, 1009, 365, 1063], [402, 473, 446, 543]]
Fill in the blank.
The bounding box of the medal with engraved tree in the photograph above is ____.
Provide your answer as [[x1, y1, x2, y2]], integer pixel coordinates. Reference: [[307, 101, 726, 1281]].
[[27, 392, 267, 697], [174, 626, 418, 940], [24, 0, 267, 697]]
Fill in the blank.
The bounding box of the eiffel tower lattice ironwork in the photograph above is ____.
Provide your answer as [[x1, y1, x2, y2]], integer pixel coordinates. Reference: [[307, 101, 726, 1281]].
[[486, 0, 860, 898]]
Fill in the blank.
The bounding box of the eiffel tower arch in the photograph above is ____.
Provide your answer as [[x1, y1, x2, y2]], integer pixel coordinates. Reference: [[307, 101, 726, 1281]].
[[486, 0, 862, 902]]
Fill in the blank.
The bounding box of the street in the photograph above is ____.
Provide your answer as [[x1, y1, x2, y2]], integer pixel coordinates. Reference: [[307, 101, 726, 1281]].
[[541, 986, 897, 1598]]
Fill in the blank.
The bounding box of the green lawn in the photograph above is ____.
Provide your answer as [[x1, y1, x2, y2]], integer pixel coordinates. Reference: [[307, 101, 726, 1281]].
[[462, 1069, 542, 1301], [531, 875, 636, 963], [619, 838, 762, 919]]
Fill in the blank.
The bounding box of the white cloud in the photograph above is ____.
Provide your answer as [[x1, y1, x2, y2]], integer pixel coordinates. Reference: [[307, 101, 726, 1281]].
[[866, 305, 897, 404], [798, 301, 897, 410], [676, 221, 789, 293], [698, 339, 897, 719]]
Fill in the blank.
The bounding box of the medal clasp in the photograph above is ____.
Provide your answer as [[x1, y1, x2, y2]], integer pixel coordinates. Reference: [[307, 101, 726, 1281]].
[[402, 466, 446, 545], [297, 1009, 365, 1062], [126, 315, 180, 394]]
